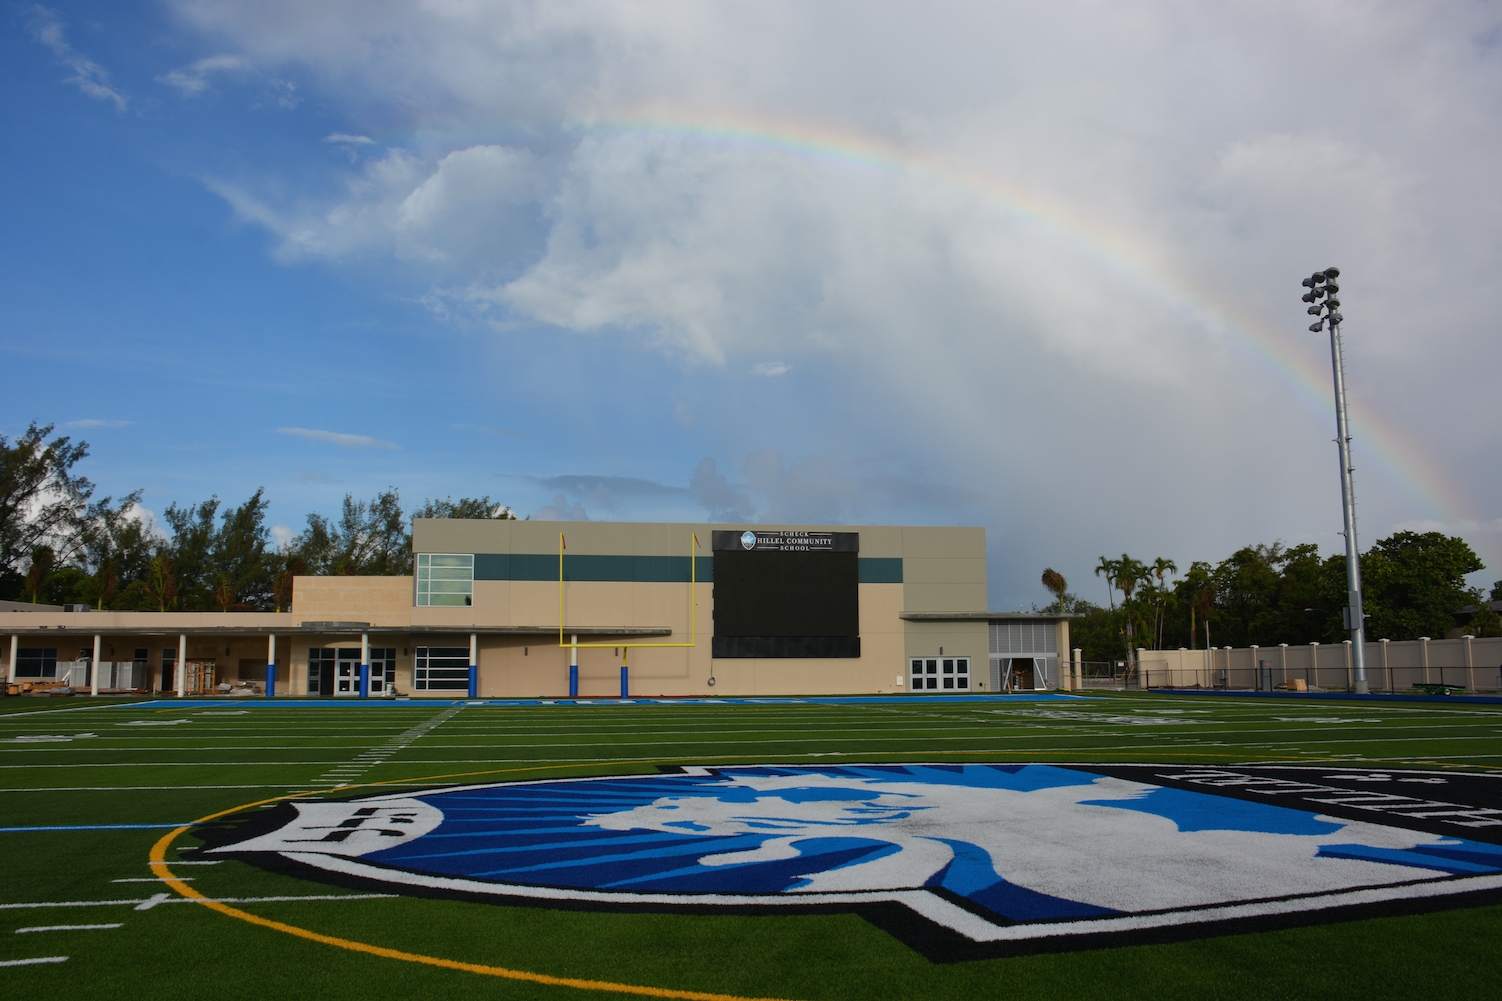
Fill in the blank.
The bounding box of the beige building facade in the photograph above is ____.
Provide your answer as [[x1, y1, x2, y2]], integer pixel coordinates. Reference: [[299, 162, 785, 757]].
[[2, 521, 1071, 699]]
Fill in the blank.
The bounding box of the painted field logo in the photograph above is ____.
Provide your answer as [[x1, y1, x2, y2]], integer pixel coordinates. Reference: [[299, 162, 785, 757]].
[[208, 764, 1502, 960]]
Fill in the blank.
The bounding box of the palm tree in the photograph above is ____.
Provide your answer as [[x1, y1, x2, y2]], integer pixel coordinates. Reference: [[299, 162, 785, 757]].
[[1114, 555, 1150, 671], [1041, 568, 1068, 612], [1094, 556, 1121, 610], [1150, 557, 1178, 649]]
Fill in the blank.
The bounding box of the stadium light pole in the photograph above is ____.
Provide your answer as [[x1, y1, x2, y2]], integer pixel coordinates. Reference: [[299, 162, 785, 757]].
[[1301, 267, 1369, 694]]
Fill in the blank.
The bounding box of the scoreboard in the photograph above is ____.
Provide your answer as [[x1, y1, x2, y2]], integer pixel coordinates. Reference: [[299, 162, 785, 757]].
[[710, 531, 860, 658]]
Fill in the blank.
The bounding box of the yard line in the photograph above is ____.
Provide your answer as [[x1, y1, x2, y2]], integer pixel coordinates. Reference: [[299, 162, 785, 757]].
[[111, 878, 193, 883], [15, 924, 121, 933], [0, 893, 398, 911], [0, 824, 193, 832], [0, 785, 325, 792], [0, 956, 68, 967]]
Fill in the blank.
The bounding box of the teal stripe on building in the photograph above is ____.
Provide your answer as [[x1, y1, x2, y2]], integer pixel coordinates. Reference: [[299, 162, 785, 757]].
[[472, 554, 903, 584]]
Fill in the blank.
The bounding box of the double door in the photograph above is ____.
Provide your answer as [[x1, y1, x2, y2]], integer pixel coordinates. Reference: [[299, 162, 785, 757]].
[[309, 647, 396, 697]]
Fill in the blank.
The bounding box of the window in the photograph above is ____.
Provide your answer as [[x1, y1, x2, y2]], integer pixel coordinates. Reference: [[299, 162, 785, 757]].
[[909, 657, 968, 692], [16, 648, 57, 679], [414, 646, 470, 690], [416, 554, 474, 606]]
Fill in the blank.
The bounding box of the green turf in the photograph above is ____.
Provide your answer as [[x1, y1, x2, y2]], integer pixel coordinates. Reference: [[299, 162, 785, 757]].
[[2, 693, 1499, 1000]]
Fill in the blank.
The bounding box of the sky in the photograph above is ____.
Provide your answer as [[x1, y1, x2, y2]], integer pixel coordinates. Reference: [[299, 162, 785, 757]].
[[3, 1, 1501, 611]]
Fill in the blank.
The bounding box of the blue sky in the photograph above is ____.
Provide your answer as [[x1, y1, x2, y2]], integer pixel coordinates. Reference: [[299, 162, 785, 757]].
[[4, 1, 1501, 609]]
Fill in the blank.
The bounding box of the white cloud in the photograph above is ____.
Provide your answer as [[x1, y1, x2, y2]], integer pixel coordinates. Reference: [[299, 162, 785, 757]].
[[270, 523, 295, 547], [751, 361, 790, 377], [168, 1, 1502, 600], [25, 5, 127, 111], [65, 419, 131, 429], [276, 427, 398, 450], [157, 54, 250, 96], [324, 132, 375, 144]]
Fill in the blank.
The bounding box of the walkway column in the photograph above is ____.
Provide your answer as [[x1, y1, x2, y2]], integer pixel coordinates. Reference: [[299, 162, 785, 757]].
[[91, 634, 101, 696], [568, 634, 578, 697], [1344, 640, 1353, 692], [1380, 637, 1390, 691], [176, 634, 187, 697], [1464, 634, 1475, 693], [620, 649, 629, 699], [1309, 641, 1319, 690], [1250, 645, 1260, 691], [8, 635, 17, 685], [266, 634, 277, 698], [1420, 637, 1431, 685], [359, 633, 370, 698], [468, 633, 478, 699], [1279, 643, 1289, 689], [1072, 648, 1082, 690]]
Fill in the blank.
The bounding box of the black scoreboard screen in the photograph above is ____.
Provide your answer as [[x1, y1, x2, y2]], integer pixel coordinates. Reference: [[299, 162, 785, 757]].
[[711, 530, 860, 658]]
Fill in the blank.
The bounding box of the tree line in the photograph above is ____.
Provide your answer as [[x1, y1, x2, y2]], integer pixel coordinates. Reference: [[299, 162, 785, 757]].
[[1043, 535, 1501, 665], [0, 423, 517, 612]]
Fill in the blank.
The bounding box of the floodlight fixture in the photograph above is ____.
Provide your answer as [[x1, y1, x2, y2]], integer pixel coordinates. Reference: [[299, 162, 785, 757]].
[[1297, 266, 1367, 693]]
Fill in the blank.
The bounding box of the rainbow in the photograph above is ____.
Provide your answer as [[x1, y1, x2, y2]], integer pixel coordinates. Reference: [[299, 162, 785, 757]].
[[571, 109, 1474, 533]]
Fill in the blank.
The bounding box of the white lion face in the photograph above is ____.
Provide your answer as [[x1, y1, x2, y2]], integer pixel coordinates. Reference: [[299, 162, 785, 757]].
[[582, 770, 1468, 907]]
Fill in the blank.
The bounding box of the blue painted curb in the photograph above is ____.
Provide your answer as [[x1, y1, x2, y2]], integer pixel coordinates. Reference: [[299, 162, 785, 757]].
[[119, 693, 1092, 709]]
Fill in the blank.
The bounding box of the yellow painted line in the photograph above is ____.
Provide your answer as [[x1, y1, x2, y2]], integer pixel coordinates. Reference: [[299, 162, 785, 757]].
[[146, 762, 802, 1001]]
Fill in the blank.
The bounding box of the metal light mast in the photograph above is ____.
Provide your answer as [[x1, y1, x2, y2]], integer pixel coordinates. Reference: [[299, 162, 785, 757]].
[[1301, 267, 1368, 694]]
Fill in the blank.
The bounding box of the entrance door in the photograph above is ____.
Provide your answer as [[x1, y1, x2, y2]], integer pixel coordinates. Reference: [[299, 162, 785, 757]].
[[369, 649, 395, 696], [335, 648, 361, 696]]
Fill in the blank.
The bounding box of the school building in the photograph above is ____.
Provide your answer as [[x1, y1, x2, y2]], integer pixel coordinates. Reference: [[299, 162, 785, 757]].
[[2, 520, 1072, 698]]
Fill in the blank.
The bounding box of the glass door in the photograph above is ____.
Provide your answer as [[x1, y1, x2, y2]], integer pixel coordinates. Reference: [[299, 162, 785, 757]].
[[369, 648, 395, 696], [335, 648, 361, 696]]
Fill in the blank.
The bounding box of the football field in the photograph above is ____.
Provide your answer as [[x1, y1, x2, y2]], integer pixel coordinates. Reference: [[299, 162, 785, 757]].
[[2, 692, 1499, 1000]]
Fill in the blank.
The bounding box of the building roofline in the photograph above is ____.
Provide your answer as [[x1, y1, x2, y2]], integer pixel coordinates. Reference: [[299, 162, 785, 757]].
[[899, 611, 1075, 621]]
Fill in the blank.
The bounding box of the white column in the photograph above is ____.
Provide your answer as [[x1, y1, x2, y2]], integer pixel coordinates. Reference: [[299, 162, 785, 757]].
[[1072, 648, 1082, 690], [1343, 640, 1353, 691], [361, 632, 370, 665], [1464, 634, 1475, 693], [1251, 644, 1260, 691], [1420, 636, 1431, 685], [268, 633, 277, 694], [1309, 641, 1319, 689], [177, 634, 187, 697], [1279, 643, 1289, 689], [91, 634, 101, 696], [1380, 638, 1390, 691], [9, 634, 19, 684]]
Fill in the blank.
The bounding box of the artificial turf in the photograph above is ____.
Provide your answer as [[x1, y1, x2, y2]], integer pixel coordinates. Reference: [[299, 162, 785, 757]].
[[1, 692, 1499, 1000]]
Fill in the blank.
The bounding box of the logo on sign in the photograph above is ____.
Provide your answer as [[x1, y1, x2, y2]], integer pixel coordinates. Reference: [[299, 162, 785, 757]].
[[740, 531, 757, 550], [207, 764, 1502, 960]]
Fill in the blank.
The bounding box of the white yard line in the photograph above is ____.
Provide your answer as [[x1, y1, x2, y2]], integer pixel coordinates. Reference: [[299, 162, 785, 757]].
[[110, 878, 191, 883], [15, 924, 121, 933], [0, 956, 68, 967], [1, 893, 398, 911]]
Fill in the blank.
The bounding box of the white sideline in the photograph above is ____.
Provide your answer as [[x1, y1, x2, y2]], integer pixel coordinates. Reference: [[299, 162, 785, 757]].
[[0, 956, 68, 966]]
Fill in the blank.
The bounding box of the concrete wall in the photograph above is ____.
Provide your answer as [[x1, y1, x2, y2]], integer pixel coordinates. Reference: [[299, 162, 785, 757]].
[[1137, 636, 1502, 692]]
